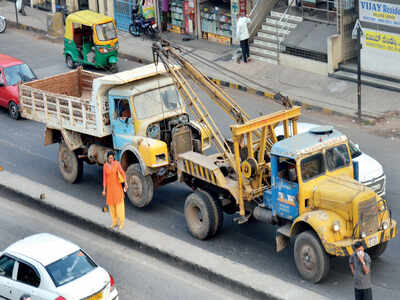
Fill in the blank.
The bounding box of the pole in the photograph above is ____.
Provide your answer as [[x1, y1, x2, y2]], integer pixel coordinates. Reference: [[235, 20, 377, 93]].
[[357, 25, 362, 122], [14, 0, 19, 25]]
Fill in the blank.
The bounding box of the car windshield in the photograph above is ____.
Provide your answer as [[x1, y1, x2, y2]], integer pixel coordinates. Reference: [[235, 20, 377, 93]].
[[349, 140, 362, 159], [134, 85, 183, 120], [4, 64, 36, 86], [96, 22, 117, 41], [45, 250, 97, 287]]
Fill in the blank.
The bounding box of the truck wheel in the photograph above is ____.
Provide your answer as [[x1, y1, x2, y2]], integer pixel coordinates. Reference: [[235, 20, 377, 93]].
[[197, 189, 223, 237], [184, 191, 215, 240], [8, 101, 20, 120], [58, 143, 83, 184], [294, 231, 330, 283], [65, 54, 76, 69], [366, 241, 388, 259], [126, 164, 153, 208]]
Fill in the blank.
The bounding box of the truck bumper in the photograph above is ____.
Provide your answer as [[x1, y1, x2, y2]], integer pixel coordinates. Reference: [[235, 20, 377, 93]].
[[327, 219, 397, 256]]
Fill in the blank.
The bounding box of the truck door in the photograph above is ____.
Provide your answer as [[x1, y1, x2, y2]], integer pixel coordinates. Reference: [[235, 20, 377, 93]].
[[271, 155, 299, 220], [109, 96, 135, 150]]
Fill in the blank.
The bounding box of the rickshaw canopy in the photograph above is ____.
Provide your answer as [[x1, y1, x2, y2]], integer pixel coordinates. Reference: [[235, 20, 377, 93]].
[[65, 10, 115, 40]]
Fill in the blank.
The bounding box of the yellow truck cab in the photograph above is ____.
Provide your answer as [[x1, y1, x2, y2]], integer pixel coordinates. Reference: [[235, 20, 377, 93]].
[[264, 126, 396, 282]]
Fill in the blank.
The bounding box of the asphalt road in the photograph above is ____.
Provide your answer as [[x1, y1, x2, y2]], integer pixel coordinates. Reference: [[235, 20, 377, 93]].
[[1, 28, 400, 299], [0, 188, 250, 300]]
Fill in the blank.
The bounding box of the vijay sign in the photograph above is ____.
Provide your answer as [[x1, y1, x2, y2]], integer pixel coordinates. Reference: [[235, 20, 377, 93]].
[[360, 0, 400, 28]]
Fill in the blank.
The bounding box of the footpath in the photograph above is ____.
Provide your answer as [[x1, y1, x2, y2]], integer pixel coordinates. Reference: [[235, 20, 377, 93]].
[[1, 1, 400, 120]]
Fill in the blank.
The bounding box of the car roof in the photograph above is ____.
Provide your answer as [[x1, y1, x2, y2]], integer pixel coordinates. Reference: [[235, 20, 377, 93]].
[[0, 54, 24, 68], [5, 233, 80, 266], [271, 126, 348, 159]]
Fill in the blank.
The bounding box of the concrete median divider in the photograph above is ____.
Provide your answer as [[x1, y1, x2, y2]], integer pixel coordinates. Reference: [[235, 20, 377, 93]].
[[0, 169, 328, 300]]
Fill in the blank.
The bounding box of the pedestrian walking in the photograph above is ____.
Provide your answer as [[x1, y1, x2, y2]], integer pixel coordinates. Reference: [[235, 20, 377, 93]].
[[16, 0, 27, 16], [102, 151, 128, 230], [236, 13, 251, 63], [349, 241, 372, 300]]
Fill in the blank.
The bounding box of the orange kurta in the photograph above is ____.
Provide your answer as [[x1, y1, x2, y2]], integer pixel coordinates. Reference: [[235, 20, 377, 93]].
[[103, 161, 126, 206]]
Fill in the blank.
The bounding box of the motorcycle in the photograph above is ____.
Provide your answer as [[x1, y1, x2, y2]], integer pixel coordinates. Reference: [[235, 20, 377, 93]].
[[128, 8, 158, 40], [0, 16, 7, 33]]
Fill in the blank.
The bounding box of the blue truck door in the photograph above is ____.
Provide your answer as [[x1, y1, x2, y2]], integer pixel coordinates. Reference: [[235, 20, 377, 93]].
[[109, 95, 135, 150], [270, 155, 299, 220]]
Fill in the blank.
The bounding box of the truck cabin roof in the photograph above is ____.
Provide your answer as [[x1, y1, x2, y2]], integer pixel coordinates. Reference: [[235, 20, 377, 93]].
[[108, 74, 174, 98], [270, 126, 348, 160]]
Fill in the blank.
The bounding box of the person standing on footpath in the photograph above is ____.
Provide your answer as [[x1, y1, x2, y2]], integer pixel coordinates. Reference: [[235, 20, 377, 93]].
[[16, 0, 27, 16], [349, 241, 372, 300], [236, 12, 251, 63], [102, 151, 128, 230]]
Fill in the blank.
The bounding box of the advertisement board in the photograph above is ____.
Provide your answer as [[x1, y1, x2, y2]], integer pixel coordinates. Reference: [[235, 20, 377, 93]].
[[360, 0, 400, 28], [365, 30, 400, 53]]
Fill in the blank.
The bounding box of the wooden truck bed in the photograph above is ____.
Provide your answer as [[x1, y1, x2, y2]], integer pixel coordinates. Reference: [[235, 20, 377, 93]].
[[19, 68, 108, 137]]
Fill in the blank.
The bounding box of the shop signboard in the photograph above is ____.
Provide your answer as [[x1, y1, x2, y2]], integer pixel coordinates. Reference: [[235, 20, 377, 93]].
[[365, 29, 400, 53], [359, 0, 400, 28]]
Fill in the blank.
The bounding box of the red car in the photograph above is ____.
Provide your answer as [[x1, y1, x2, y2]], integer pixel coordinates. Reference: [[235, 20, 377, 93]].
[[0, 54, 37, 119]]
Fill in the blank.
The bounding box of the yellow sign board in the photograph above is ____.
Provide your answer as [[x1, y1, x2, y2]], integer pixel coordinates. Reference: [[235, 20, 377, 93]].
[[365, 30, 400, 53]]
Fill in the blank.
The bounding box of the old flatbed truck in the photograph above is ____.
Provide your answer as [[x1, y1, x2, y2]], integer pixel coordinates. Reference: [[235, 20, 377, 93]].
[[19, 65, 211, 207]]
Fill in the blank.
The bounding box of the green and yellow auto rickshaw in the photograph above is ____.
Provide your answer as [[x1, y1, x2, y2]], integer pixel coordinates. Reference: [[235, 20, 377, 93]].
[[64, 10, 119, 72]]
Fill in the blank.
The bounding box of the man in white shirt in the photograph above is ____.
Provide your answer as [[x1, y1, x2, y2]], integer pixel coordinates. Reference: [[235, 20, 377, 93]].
[[236, 13, 251, 63]]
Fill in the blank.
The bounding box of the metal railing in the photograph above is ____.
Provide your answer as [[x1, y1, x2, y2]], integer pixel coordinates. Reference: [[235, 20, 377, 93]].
[[248, 0, 280, 41], [276, 0, 297, 64]]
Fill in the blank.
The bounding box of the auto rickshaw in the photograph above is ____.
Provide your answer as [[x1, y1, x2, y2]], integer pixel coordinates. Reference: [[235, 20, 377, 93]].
[[64, 10, 119, 72]]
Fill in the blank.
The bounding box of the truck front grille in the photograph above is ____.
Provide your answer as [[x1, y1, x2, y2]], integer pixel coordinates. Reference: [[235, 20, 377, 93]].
[[358, 197, 379, 237], [172, 126, 193, 160], [364, 176, 385, 195]]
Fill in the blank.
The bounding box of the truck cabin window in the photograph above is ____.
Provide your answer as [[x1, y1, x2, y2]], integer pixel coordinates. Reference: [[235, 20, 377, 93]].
[[114, 98, 131, 120], [134, 85, 182, 120], [301, 153, 325, 182], [278, 157, 298, 183], [325, 144, 350, 171]]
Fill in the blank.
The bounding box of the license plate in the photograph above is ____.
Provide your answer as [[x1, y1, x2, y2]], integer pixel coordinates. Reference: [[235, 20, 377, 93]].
[[368, 234, 379, 247], [87, 291, 103, 300]]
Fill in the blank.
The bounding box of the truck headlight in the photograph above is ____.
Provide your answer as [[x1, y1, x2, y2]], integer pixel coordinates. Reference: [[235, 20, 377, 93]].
[[382, 221, 389, 230], [361, 232, 367, 238], [378, 201, 386, 212], [333, 220, 340, 232]]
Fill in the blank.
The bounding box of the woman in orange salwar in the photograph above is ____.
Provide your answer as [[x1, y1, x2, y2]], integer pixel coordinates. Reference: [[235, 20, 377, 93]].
[[102, 151, 128, 230]]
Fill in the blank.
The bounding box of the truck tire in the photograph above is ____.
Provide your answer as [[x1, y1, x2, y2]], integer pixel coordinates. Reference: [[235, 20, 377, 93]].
[[197, 189, 224, 237], [294, 231, 330, 283], [58, 143, 83, 184], [184, 191, 215, 240], [126, 164, 153, 208], [366, 241, 388, 259]]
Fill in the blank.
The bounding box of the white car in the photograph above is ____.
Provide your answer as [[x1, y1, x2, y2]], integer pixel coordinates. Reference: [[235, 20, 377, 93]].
[[275, 122, 386, 196], [0, 233, 119, 300]]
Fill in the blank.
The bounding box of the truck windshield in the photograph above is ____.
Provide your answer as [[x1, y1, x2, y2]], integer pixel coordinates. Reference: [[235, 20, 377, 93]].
[[134, 85, 183, 120], [4, 64, 37, 86], [325, 144, 350, 171], [96, 22, 117, 41], [301, 153, 325, 182]]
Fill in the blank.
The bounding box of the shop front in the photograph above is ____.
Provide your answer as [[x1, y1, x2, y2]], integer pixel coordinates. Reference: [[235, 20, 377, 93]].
[[159, 0, 252, 45], [359, 0, 400, 78], [114, 0, 156, 31]]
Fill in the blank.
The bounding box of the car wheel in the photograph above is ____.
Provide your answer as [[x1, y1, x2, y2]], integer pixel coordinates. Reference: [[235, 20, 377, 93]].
[[8, 101, 20, 120]]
